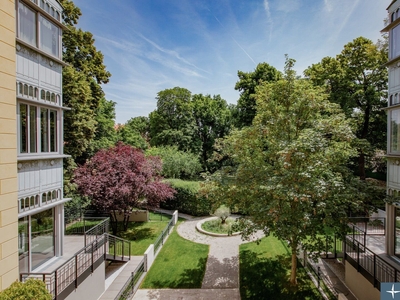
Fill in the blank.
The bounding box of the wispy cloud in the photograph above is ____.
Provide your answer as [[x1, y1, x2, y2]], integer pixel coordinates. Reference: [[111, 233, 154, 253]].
[[276, 0, 301, 13], [263, 0, 273, 42], [323, 0, 333, 12]]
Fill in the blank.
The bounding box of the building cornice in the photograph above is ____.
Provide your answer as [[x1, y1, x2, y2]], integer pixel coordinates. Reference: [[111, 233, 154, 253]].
[[17, 96, 71, 110], [18, 197, 72, 218], [382, 17, 400, 33]]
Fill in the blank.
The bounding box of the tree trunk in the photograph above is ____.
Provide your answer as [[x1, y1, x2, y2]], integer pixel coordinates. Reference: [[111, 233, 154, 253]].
[[358, 152, 366, 180], [290, 247, 298, 286]]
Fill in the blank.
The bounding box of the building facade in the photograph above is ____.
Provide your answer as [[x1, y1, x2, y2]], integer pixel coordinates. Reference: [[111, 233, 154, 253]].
[[14, 0, 70, 275], [0, 0, 19, 291]]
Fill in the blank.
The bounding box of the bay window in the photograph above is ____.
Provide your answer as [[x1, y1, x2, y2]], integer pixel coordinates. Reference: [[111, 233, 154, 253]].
[[391, 24, 400, 60], [40, 16, 59, 57], [19, 104, 58, 154]]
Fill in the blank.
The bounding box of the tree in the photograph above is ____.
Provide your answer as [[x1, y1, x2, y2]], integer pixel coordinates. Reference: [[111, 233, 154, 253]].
[[149, 87, 199, 153], [304, 37, 388, 179], [0, 279, 52, 300], [73, 143, 175, 234], [146, 146, 202, 179], [192, 94, 233, 172], [60, 0, 111, 160], [234, 62, 281, 128], [208, 57, 357, 285], [117, 116, 149, 150]]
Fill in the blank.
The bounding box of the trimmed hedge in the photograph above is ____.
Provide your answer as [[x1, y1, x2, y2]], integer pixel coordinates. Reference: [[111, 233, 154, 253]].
[[162, 179, 210, 216], [0, 279, 52, 300]]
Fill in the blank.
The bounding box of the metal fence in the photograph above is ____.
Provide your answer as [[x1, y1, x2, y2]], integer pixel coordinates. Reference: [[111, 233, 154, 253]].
[[154, 216, 175, 254], [344, 236, 400, 290], [20, 234, 107, 300], [85, 218, 110, 246], [114, 258, 145, 300]]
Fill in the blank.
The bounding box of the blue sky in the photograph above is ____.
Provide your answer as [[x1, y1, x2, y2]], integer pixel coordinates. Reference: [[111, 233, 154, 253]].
[[72, 0, 388, 124]]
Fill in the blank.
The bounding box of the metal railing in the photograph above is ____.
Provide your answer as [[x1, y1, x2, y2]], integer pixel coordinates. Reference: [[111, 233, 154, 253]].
[[65, 217, 109, 237], [114, 258, 145, 300], [107, 234, 131, 261], [154, 216, 175, 254], [344, 236, 400, 290], [348, 217, 385, 235], [20, 234, 107, 300], [85, 218, 110, 246]]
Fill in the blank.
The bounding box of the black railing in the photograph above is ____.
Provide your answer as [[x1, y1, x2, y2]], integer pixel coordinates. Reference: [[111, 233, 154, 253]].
[[344, 236, 400, 290], [107, 234, 131, 261], [65, 217, 109, 237], [154, 216, 175, 254], [114, 258, 145, 300], [85, 218, 110, 246], [20, 235, 107, 300]]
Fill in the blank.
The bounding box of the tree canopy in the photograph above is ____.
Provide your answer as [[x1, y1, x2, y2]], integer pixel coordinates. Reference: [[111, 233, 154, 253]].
[[207, 57, 357, 285], [305, 37, 388, 179], [74, 143, 175, 233], [234, 62, 281, 128]]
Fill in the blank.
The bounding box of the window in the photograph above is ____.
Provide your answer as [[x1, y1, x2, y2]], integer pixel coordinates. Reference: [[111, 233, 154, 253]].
[[391, 108, 400, 153], [40, 16, 59, 57], [19, 104, 58, 154], [19, 104, 37, 153], [391, 25, 400, 59], [18, 2, 36, 46]]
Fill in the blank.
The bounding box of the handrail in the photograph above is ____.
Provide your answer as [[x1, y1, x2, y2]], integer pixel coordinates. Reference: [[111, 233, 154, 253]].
[[85, 217, 110, 246], [20, 231, 131, 299]]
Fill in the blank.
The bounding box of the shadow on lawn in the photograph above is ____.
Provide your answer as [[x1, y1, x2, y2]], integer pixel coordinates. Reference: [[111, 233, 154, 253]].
[[117, 226, 155, 241], [240, 250, 323, 300], [148, 257, 207, 288]]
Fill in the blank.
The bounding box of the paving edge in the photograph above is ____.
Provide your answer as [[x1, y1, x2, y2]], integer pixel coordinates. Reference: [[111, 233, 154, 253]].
[[196, 217, 241, 237]]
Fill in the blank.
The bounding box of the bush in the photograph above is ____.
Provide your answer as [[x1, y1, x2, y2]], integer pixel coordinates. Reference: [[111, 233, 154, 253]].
[[0, 279, 52, 300], [162, 179, 210, 216]]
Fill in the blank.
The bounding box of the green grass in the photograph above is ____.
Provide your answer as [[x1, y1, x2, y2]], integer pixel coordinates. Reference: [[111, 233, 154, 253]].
[[117, 219, 170, 255], [201, 217, 236, 234], [240, 236, 326, 300], [141, 228, 209, 288]]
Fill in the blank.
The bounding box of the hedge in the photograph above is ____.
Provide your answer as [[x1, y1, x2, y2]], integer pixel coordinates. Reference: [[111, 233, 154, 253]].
[[162, 179, 211, 216], [0, 279, 52, 300]]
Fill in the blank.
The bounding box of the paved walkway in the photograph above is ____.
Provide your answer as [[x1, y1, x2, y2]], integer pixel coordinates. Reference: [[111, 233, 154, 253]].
[[133, 215, 264, 300]]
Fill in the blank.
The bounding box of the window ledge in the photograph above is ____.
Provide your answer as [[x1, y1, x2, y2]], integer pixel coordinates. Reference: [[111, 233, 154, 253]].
[[20, 0, 68, 30], [18, 154, 70, 161], [382, 17, 400, 33], [18, 197, 72, 218]]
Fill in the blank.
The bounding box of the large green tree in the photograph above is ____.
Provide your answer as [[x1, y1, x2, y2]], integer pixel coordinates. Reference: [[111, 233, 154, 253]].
[[60, 0, 111, 160], [117, 116, 149, 149], [234, 62, 281, 128], [208, 58, 357, 285], [192, 94, 232, 172], [149, 87, 198, 153], [305, 37, 388, 179]]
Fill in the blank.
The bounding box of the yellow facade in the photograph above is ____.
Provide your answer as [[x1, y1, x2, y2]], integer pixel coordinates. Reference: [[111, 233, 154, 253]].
[[0, 0, 19, 291]]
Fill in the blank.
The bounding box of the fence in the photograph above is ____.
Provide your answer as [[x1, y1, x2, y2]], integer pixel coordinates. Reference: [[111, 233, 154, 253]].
[[65, 217, 109, 236], [20, 234, 107, 300], [344, 236, 400, 290], [114, 210, 178, 300], [85, 218, 110, 246]]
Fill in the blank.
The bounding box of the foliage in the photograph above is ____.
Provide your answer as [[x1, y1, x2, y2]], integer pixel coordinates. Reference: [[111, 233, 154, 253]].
[[162, 179, 210, 216], [85, 97, 117, 158], [240, 237, 324, 300], [149, 87, 198, 153], [149, 87, 233, 171], [201, 217, 236, 234], [0, 279, 52, 300], [117, 117, 149, 150], [73, 143, 175, 234], [305, 37, 388, 179], [213, 205, 231, 224], [141, 228, 209, 288], [146, 146, 202, 180], [60, 0, 112, 161], [234, 62, 282, 128], [206, 57, 357, 285], [192, 94, 233, 172]]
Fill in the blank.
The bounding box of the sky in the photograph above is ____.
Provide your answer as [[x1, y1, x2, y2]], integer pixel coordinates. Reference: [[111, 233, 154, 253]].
[[72, 0, 389, 124]]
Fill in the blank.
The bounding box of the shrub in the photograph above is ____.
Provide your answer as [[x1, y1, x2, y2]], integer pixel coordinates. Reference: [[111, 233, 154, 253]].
[[0, 279, 52, 300], [162, 179, 210, 216], [213, 205, 230, 223]]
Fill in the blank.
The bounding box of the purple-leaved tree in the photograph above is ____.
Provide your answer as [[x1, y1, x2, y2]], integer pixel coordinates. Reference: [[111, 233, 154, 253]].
[[74, 142, 175, 234]]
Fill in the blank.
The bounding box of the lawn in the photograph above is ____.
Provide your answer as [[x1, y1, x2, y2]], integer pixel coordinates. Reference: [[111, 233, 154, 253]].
[[117, 216, 171, 255], [141, 227, 209, 288], [240, 235, 327, 300]]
